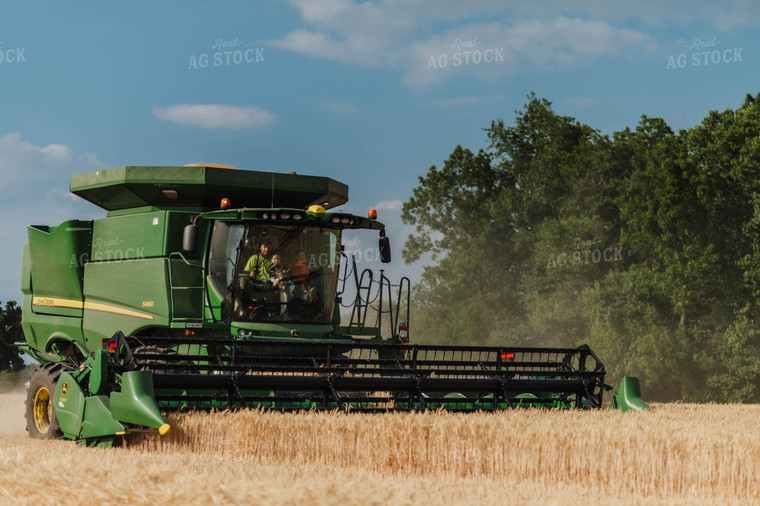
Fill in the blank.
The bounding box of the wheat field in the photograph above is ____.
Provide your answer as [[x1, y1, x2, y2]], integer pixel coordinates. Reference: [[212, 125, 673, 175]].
[[1, 390, 759, 505]]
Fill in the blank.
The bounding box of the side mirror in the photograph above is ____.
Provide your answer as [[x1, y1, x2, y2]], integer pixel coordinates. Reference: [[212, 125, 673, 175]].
[[379, 234, 391, 263], [183, 224, 198, 253]]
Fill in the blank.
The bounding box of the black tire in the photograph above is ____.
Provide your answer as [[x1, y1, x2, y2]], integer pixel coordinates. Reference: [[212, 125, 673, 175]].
[[25, 362, 73, 439]]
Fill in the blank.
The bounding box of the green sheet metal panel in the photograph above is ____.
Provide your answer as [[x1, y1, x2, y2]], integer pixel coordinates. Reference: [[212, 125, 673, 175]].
[[27, 220, 92, 316], [82, 258, 171, 348], [91, 211, 167, 261], [90, 210, 200, 261], [54, 371, 86, 439], [79, 396, 125, 439], [70, 165, 348, 212], [110, 370, 167, 429]]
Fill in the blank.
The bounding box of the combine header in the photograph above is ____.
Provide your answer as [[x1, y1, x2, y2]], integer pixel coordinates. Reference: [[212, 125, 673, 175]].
[[15, 165, 646, 446]]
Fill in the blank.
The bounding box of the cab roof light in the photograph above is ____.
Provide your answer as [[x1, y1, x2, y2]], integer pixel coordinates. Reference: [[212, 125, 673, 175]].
[[368, 208, 377, 220], [307, 205, 326, 217], [220, 198, 231, 210]]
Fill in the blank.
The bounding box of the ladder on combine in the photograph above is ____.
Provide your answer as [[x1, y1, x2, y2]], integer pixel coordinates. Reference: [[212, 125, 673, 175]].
[[344, 258, 410, 341], [168, 252, 205, 321]]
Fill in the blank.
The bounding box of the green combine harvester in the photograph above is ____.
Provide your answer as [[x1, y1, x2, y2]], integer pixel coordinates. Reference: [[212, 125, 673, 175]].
[[15, 165, 647, 447]]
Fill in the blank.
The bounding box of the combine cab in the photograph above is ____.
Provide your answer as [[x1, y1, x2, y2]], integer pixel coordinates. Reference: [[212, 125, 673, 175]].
[[16, 165, 646, 446]]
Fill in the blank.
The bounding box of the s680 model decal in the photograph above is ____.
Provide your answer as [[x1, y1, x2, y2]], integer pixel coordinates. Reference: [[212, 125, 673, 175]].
[[32, 297, 154, 320]]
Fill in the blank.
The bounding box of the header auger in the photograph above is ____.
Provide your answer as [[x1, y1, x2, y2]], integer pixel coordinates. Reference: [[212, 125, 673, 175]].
[[15, 165, 646, 446]]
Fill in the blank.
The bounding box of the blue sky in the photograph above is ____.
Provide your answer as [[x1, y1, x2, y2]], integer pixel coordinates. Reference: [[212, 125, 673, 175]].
[[1, 0, 759, 302]]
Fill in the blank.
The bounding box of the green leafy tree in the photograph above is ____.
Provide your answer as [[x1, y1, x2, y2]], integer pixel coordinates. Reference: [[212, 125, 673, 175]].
[[403, 95, 623, 347], [586, 94, 760, 401], [0, 301, 24, 372], [404, 92, 760, 402]]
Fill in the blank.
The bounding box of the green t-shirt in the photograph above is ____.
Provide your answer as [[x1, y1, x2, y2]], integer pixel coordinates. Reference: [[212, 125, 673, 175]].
[[244, 254, 272, 280]]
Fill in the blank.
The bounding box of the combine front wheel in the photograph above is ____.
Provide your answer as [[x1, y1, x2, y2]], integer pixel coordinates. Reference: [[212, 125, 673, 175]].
[[25, 363, 70, 439]]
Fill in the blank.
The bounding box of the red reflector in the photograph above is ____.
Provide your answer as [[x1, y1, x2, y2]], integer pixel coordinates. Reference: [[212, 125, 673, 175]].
[[398, 322, 409, 354], [501, 352, 514, 361]]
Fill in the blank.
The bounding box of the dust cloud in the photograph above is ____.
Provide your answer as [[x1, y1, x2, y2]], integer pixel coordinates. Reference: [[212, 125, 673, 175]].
[[0, 391, 27, 436]]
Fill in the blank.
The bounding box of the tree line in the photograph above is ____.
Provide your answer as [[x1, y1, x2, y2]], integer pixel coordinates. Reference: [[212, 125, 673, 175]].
[[403, 92, 760, 402], [0, 301, 24, 372]]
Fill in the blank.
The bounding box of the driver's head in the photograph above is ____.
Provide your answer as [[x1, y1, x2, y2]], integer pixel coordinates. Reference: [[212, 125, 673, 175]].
[[260, 239, 272, 257]]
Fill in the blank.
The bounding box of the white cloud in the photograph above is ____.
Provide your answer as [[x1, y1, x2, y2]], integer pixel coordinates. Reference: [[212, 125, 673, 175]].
[[271, 0, 416, 67], [285, 0, 354, 25], [323, 101, 361, 114], [271, 30, 357, 63], [0, 132, 107, 189], [375, 199, 403, 211], [0, 132, 72, 170], [272, 1, 658, 89], [40, 143, 73, 162], [404, 19, 657, 88], [399, 0, 723, 26], [153, 104, 277, 130]]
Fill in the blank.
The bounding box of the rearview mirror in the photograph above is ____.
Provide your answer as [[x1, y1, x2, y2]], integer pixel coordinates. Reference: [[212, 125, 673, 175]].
[[379, 234, 391, 263], [183, 224, 198, 253]]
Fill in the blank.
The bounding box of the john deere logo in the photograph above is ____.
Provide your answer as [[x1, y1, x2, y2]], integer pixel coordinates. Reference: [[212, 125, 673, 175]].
[[61, 382, 68, 395]]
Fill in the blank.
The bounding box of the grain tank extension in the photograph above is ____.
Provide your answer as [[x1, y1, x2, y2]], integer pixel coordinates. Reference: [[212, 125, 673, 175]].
[[15, 165, 647, 446]]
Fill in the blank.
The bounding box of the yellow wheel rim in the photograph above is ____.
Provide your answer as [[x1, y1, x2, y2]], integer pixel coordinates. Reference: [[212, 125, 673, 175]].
[[33, 387, 52, 434]]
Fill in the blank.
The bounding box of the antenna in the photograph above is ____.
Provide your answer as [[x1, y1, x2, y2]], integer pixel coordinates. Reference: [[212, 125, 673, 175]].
[[269, 172, 274, 209], [270, 172, 275, 208]]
